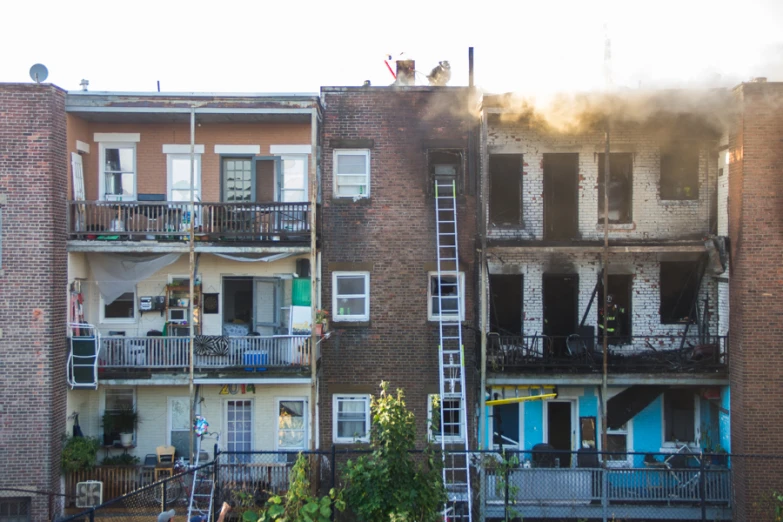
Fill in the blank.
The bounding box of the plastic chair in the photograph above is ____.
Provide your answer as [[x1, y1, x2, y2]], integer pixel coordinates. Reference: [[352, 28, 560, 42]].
[[154, 445, 176, 481]]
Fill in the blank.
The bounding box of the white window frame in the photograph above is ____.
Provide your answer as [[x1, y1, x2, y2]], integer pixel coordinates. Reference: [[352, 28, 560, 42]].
[[100, 290, 137, 323], [101, 387, 137, 446], [332, 271, 370, 322], [167, 396, 191, 459], [427, 394, 464, 443], [224, 398, 254, 461], [661, 391, 701, 448], [276, 397, 308, 452], [99, 142, 137, 201], [333, 149, 370, 199], [605, 421, 633, 467], [278, 155, 309, 202], [167, 153, 202, 202], [427, 271, 465, 321], [333, 394, 371, 444]]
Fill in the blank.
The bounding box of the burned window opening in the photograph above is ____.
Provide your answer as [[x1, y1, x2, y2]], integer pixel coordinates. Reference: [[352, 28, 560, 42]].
[[428, 149, 463, 195], [489, 154, 522, 226], [660, 261, 699, 324], [661, 143, 699, 200], [489, 274, 523, 335], [597, 274, 632, 344], [663, 389, 696, 443], [598, 153, 633, 224], [544, 153, 579, 240]]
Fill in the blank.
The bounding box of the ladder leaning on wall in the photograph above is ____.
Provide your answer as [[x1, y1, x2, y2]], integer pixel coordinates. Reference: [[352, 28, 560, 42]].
[[433, 179, 472, 521]]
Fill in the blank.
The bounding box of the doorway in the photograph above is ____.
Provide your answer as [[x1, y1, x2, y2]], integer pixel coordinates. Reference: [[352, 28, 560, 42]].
[[597, 274, 633, 344], [543, 153, 579, 240], [222, 276, 284, 336], [543, 274, 578, 357], [546, 401, 574, 467], [489, 274, 523, 335]]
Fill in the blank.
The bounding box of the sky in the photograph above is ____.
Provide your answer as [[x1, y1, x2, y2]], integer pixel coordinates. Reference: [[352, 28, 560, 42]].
[[2, 0, 783, 97]]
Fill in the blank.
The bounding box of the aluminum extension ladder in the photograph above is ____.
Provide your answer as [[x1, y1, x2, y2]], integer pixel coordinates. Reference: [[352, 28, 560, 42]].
[[434, 180, 472, 521], [186, 435, 216, 522]]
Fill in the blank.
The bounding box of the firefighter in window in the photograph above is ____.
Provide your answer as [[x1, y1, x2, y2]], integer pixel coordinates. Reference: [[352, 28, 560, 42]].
[[599, 294, 626, 342]]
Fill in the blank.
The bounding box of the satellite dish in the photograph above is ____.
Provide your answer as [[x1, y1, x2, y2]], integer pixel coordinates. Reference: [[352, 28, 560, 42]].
[[29, 63, 48, 83]]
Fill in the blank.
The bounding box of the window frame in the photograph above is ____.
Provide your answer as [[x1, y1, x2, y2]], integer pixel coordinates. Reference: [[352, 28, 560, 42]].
[[99, 142, 137, 201], [278, 154, 309, 202], [101, 387, 136, 446], [661, 390, 701, 448], [660, 142, 700, 201], [276, 397, 308, 454], [597, 152, 633, 224], [332, 271, 370, 322], [428, 271, 466, 322], [605, 421, 633, 467], [224, 398, 254, 462], [166, 153, 202, 203], [333, 149, 370, 199], [427, 394, 464, 443], [659, 261, 700, 324], [100, 290, 137, 323], [0, 497, 31, 522], [333, 394, 371, 444]]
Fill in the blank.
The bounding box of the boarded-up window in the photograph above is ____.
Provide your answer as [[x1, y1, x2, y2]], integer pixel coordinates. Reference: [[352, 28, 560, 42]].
[[489, 154, 522, 225], [598, 153, 633, 224], [661, 143, 699, 200]]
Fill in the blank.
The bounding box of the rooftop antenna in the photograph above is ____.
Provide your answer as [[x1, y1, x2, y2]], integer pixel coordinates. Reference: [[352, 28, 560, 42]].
[[80, 79, 89, 91], [29, 63, 48, 84]]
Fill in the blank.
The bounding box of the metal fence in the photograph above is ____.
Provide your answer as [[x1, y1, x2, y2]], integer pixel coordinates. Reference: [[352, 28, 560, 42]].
[[58, 448, 740, 522]]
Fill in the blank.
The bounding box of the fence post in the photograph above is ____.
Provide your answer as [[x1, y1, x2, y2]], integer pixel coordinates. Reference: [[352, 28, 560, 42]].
[[89, 509, 95, 522], [700, 455, 707, 521], [601, 466, 608, 522], [504, 458, 510, 522]]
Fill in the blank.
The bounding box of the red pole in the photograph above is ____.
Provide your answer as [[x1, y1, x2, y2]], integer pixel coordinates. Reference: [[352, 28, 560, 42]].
[[384, 60, 396, 79]]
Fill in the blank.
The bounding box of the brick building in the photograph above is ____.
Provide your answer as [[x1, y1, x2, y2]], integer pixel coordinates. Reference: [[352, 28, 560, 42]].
[[727, 80, 783, 521], [318, 82, 479, 451], [0, 83, 69, 521]]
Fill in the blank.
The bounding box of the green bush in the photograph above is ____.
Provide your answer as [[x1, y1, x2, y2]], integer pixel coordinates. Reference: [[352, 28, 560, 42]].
[[101, 454, 141, 466], [61, 435, 101, 473]]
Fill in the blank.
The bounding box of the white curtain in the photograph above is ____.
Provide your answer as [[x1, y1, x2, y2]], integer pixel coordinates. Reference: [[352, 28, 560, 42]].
[[88, 253, 181, 304]]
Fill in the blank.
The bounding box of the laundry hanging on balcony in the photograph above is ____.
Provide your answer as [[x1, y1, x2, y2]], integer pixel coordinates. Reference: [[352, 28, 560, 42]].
[[87, 253, 180, 304]]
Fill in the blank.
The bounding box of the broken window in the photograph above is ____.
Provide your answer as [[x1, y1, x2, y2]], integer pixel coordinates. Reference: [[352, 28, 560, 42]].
[[663, 389, 697, 444], [661, 143, 699, 200], [597, 153, 633, 224], [489, 154, 522, 225], [428, 149, 463, 195], [660, 261, 699, 324], [597, 274, 632, 343], [489, 274, 523, 334]]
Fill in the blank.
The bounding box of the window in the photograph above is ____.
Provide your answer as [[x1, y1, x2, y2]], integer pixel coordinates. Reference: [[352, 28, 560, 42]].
[[428, 394, 463, 442], [333, 395, 370, 443], [100, 143, 136, 201], [428, 272, 465, 321], [334, 150, 370, 198], [597, 274, 632, 343], [0, 498, 30, 522], [103, 388, 135, 446], [332, 272, 370, 321], [278, 399, 307, 460], [606, 423, 630, 465], [428, 149, 463, 196], [222, 157, 253, 202], [660, 261, 699, 324], [663, 389, 698, 444], [660, 143, 699, 200], [167, 154, 201, 202], [102, 291, 136, 322], [489, 154, 522, 225], [598, 153, 633, 224], [489, 274, 523, 334], [226, 399, 253, 462], [280, 156, 307, 202], [168, 397, 190, 460]]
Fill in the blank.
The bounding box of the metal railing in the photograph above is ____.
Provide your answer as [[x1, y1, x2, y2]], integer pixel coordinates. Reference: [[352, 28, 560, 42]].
[[487, 334, 728, 373], [98, 335, 312, 370], [68, 200, 312, 241]]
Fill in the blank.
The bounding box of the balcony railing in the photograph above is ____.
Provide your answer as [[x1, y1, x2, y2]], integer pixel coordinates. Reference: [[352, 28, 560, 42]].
[[68, 201, 312, 242], [98, 335, 313, 371], [487, 334, 727, 373]]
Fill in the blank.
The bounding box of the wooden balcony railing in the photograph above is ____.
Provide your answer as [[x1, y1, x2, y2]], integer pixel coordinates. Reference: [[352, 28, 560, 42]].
[[68, 201, 312, 242], [487, 334, 728, 374], [98, 335, 313, 371]]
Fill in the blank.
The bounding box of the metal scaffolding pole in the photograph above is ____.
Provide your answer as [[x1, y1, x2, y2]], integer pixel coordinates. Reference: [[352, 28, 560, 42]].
[[601, 123, 610, 457], [189, 107, 196, 462]]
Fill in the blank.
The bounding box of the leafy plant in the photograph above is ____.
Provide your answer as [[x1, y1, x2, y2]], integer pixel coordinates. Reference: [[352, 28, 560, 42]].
[[61, 435, 101, 473], [245, 453, 343, 522], [493, 450, 521, 522], [774, 491, 783, 522], [342, 382, 447, 522], [102, 405, 141, 435], [101, 453, 141, 466]]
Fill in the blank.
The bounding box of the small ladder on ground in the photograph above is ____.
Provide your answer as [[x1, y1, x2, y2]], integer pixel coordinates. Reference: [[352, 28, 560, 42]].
[[187, 435, 216, 522], [434, 179, 472, 521]]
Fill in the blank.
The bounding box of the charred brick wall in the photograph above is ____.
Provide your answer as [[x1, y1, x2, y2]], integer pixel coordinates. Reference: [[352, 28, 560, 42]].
[[0, 83, 68, 520], [318, 87, 479, 447], [728, 81, 783, 520]]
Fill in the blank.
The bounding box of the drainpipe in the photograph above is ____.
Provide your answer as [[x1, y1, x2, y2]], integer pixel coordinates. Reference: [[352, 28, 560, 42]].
[[601, 123, 610, 459], [309, 107, 319, 451], [189, 106, 196, 462], [478, 101, 489, 522]]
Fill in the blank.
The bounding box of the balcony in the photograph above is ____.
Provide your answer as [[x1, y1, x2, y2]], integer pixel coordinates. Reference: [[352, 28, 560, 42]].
[[67, 201, 313, 243], [487, 334, 727, 374], [96, 335, 315, 373]]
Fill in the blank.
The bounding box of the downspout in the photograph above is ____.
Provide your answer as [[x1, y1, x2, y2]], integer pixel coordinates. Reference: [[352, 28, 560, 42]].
[[189, 106, 196, 462], [601, 123, 610, 458], [309, 107, 319, 451], [479, 108, 489, 449]]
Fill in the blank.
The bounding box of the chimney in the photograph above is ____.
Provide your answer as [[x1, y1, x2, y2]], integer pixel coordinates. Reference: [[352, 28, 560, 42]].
[[396, 60, 415, 86], [751, 77, 768, 83]]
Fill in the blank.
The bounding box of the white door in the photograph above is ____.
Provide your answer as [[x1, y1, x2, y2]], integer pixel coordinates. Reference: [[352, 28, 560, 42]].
[[168, 154, 202, 202], [168, 397, 191, 460], [71, 153, 85, 200], [225, 399, 253, 463], [278, 156, 307, 202], [254, 279, 280, 335]]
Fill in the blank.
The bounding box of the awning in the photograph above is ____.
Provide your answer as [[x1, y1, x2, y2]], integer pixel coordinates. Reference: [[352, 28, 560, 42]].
[[607, 385, 667, 430], [87, 253, 181, 304]]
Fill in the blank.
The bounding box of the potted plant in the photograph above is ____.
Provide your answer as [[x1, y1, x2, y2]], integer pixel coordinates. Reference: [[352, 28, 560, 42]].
[[102, 406, 141, 447], [314, 309, 329, 336], [61, 435, 101, 473]]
